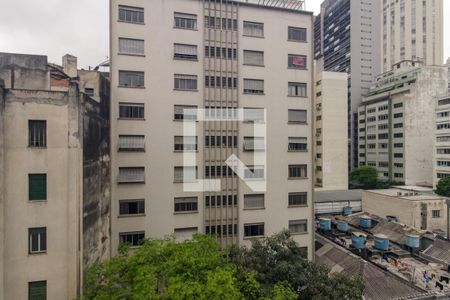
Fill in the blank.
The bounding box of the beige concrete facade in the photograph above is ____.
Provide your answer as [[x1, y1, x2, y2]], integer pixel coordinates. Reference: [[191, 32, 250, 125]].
[[0, 53, 110, 300], [362, 188, 448, 235], [110, 0, 314, 258], [382, 0, 444, 72], [434, 95, 450, 187], [313, 70, 348, 191]]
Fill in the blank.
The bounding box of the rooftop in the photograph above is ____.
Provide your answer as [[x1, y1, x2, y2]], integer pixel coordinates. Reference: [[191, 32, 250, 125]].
[[365, 188, 446, 201], [236, 0, 306, 11], [315, 189, 362, 203]]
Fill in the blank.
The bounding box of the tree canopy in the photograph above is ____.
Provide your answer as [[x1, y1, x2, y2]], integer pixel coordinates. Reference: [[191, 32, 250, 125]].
[[83, 232, 364, 300], [435, 176, 450, 197], [349, 166, 380, 189]]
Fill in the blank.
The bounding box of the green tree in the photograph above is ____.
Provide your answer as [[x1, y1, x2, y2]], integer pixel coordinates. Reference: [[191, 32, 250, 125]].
[[349, 166, 380, 189], [227, 231, 364, 300], [435, 176, 450, 196]]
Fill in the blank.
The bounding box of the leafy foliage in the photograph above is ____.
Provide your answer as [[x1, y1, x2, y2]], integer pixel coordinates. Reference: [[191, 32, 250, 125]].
[[435, 176, 450, 196], [349, 166, 380, 189], [83, 232, 364, 300]]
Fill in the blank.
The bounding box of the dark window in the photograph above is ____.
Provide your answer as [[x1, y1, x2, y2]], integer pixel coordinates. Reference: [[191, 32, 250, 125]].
[[289, 165, 307, 178], [174, 12, 197, 29], [119, 70, 144, 88], [118, 5, 144, 24], [29, 120, 46, 148], [119, 199, 145, 215], [29, 281, 47, 300], [119, 103, 144, 119], [84, 88, 94, 96], [288, 192, 307, 206], [288, 26, 307, 42], [288, 137, 307, 151], [244, 223, 264, 237], [288, 54, 307, 69], [29, 174, 46, 201], [119, 231, 145, 246], [29, 227, 47, 254], [174, 197, 198, 212]]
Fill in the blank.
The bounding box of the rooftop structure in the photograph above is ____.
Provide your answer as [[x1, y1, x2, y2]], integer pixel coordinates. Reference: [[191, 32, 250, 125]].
[[238, 0, 305, 10]]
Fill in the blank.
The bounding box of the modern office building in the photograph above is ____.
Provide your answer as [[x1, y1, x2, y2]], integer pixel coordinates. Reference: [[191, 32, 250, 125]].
[[0, 53, 110, 300], [314, 0, 382, 168], [358, 60, 447, 186], [382, 0, 444, 72], [313, 70, 348, 190], [110, 0, 314, 258]]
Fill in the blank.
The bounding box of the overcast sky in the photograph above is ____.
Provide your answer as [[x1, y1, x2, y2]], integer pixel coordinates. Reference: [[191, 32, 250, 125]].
[[0, 0, 449, 69]]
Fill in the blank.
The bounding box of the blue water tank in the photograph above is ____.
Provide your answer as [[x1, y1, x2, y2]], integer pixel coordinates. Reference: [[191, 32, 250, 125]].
[[373, 234, 390, 251], [359, 216, 372, 229], [405, 234, 420, 248], [343, 206, 353, 216], [337, 221, 349, 232], [319, 218, 331, 231], [351, 232, 367, 249]]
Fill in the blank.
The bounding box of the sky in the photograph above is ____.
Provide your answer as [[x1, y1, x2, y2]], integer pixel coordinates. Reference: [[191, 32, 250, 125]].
[[0, 0, 449, 69]]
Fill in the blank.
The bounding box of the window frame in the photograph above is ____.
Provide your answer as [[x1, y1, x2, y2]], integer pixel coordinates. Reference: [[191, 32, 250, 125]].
[[118, 70, 145, 88], [29, 227, 47, 254], [118, 37, 145, 56], [288, 219, 308, 235], [244, 223, 265, 238], [118, 102, 145, 120], [243, 50, 264, 66], [118, 5, 144, 24], [243, 21, 264, 38], [288, 54, 307, 69], [174, 197, 199, 213], [174, 43, 198, 60], [28, 280, 47, 300], [174, 12, 198, 30], [288, 192, 308, 207], [288, 109, 307, 124], [288, 82, 307, 97], [119, 231, 145, 246], [28, 120, 47, 148], [174, 74, 198, 91], [119, 199, 145, 216], [288, 26, 307, 42], [243, 194, 265, 210], [288, 164, 307, 179], [28, 174, 47, 201]]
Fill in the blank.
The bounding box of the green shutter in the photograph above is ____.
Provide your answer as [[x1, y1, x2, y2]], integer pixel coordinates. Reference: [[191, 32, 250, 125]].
[[29, 281, 47, 300], [29, 174, 47, 201]]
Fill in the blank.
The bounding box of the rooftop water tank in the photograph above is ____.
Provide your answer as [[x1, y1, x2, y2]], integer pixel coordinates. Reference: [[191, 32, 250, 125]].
[[405, 234, 420, 249], [373, 234, 389, 251], [343, 206, 353, 216], [337, 221, 349, 232], [351, 232, 367, 250], [359, 215, 372, 229], [319, 218, 331, 231]]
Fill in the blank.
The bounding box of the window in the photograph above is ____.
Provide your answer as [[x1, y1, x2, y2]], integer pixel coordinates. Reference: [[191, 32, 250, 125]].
[[119, 70, 144, 88], [288, 54, 307, 69], [244, 166, 265, 180], [174, 166, 197, 183], [174, 136, 198, 151], [289, 219, 308, 234], [119, 231, 145, 246], [174, 105, 197, 121], [244, 194, 265, 209], [205, 46, 237, 59], [244, 79, 264, 94], [174, 74, 197, 91], [118, 167, 145, 183], [174, 197, 198, 213], [174, 12, 197, 29], [119, 103, 144, 119], [243, 137, 265, 151], [288, 27, 307, 42], [29, 120, 46, 148], [119, 199, 145, 216], [288, 110, 307, 124], [288, 137, 307, 151], [243, 50, 264, 66], [29, 281, 47, 300], [394, 102, 403, 108], [244, 223, 264, 237], [432, 210, 441, 218], [119, 38, 144, 55], [288, 82, 307, 97], [84, 88, 94, 96], [118, 135, 145, 152], [289, 165, 307, 179], [288, 192, 307, 206], [243, 108, 265, 123], [29, 227, 46, 254], [205, 17, 237, 30], [118, 5, 144, 24], [243, 21, 264, 37], [174, 44, 198, 60], [29, 174, 46, 201], [174, 227, 198, 242], [394, 113, 403, 118]]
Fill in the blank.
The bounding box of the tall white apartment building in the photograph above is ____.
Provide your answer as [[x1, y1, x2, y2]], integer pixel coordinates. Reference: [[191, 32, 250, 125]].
[[434, 96, 450, 187], [358, 60, 447, 186], [382, 0, 444, 72], [110, 0, 314, 258], [313, 70, 348, 190]]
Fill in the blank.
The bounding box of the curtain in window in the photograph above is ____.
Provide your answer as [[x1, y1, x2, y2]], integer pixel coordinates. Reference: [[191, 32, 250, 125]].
[[174, 74, 197, 90], [244, 79, 264, 93], [119, 38, 144, 55], [244, 50, 264, 65], [174, 44, 197, 58], [118, 167, 145, 183], [244, 194, 264, 209], [244, 22, 264, 37], [118, 135, 145, 150]]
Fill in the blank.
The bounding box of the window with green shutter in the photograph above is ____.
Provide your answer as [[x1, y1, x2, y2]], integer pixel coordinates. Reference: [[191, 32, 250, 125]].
[[29, 174, 46, 201], [28, 280, 47, 300]]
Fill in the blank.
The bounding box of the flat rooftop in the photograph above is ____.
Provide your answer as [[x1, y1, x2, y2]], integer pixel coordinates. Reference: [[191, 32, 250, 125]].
[[315, 189, 362, 203], [365, 188, 446, 201]]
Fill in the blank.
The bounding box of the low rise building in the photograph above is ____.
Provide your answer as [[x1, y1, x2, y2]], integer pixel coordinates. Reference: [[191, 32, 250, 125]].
[[313, 70, 348, 190], [358, 60, 448, 186], [362, 187, 448, 236], [0, 53, 110, 300]]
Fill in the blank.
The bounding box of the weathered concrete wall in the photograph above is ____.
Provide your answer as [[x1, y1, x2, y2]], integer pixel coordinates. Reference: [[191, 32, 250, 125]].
[[81, 72, 110, 287], [0, 53, 49, 90]]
